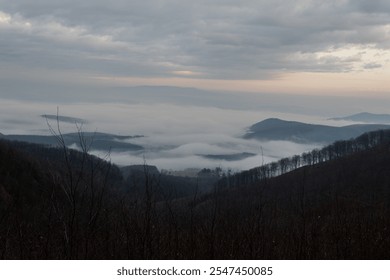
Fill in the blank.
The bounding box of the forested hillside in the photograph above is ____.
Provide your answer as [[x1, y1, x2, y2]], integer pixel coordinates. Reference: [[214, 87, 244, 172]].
[[1, 129, 390, 259]]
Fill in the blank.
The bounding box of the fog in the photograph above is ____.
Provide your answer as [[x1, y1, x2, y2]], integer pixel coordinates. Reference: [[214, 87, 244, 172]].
[[93, 140, 320, 171], [3, 85, 389, 171], [0, 96, 356, 171]]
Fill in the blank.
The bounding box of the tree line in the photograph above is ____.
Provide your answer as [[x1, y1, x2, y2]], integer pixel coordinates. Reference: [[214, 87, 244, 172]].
[[2, 126, 390, 259], [219, 129, 390, 187]]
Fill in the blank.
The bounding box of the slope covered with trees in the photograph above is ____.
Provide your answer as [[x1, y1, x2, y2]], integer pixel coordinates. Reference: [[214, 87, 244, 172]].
[[1, 129, 390, 259], [225, 129, 390, 187]]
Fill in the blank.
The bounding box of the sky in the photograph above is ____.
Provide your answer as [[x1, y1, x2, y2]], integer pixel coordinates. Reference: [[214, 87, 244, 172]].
[[1, 1, 390, 170], [1, 0, 390, 95]]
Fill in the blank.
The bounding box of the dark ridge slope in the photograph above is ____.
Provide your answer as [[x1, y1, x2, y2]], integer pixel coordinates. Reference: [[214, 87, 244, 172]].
[[2, 130, 390, 259], [201, 142, 390, 258], [0, 132, 143, 152]]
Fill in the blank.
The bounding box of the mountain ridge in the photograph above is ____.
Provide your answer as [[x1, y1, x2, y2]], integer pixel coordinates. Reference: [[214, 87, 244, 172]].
[[0, 132, 144, 152], [329, 112, 390, 123], [244, 118, 390, 143]]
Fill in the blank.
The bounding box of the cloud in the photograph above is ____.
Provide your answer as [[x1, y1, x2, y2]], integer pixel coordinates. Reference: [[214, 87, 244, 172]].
[[95, 139, 320, 171], [0, 97, 361, 171], [363, 62, 383, 69], [1, 0, 390, 84], [0, 98, 324, 169]]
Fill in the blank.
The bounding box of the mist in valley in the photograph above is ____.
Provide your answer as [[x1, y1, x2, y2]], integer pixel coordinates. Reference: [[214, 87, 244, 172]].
[[1, 91, 385, 172]]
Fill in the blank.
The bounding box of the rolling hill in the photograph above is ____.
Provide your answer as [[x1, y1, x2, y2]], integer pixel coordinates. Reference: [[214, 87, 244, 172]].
[[0, 132, 144, 152], [329, 112, 390, 123], [41, 114, 87, 124], [207, 137, 390, 259], [2, 128, 390, 259], [244, 118, 390, 143]]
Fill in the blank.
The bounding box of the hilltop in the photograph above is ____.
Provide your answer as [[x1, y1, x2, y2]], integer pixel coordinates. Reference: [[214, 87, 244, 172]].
[[0, 132, 144, 152], [244, 118, 390, 143]]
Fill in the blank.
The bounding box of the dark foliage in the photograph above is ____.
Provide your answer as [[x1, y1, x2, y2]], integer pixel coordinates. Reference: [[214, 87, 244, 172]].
[[1, 129, 390, 259]]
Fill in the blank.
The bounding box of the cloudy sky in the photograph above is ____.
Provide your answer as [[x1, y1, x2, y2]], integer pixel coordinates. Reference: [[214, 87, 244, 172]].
[[1, 0, 390, 95], [1, 1, 390, 170]]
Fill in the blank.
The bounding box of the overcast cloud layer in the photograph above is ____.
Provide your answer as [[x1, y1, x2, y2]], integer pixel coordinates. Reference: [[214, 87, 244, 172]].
[[1, 0, 390, 83]]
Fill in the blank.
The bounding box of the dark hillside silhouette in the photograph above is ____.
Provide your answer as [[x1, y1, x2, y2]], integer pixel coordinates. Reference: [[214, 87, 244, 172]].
[[0, 132, 144, 152], [1, 129, 390, 259]]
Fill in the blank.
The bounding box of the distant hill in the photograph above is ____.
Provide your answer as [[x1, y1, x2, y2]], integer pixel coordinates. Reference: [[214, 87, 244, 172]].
[[120, 164, 160, 179], [120, 164, 216, 196], [329, 112, 390, 123], [244, 118, 390, 143], [41, 114, 87, 124], [0, 132, 144, 152], [199, 152, 256, 161]]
